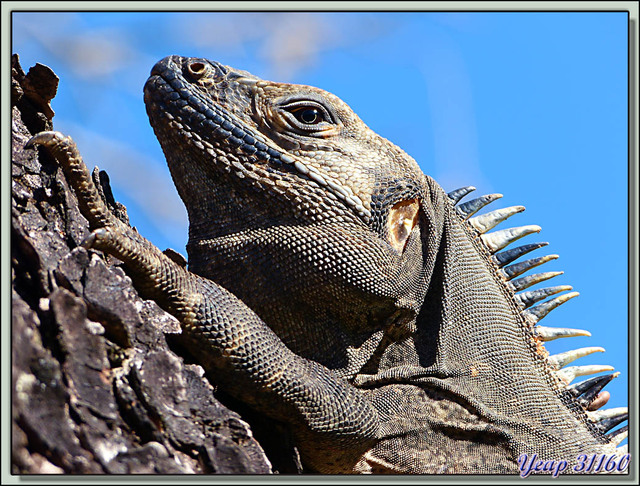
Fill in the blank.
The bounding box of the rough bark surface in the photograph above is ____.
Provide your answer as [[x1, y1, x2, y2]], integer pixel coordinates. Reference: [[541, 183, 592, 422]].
[[10, 54, 281, 475]]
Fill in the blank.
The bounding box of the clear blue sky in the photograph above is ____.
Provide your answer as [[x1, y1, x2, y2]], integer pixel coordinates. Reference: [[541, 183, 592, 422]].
[[12, 11, 629, 435]]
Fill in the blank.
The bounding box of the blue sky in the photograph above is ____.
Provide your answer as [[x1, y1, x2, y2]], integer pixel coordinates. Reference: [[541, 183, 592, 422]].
[[12, 11, 629, 434]]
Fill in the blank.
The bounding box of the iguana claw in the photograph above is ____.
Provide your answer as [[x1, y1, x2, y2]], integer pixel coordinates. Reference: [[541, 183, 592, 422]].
[[81, 228, 107, 249]]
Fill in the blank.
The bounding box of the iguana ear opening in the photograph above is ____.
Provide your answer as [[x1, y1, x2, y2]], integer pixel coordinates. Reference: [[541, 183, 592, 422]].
[[387, 198, 420, 252]]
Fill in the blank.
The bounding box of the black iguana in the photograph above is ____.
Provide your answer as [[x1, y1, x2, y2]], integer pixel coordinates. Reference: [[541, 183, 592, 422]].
[[27, 55, 628, 474]]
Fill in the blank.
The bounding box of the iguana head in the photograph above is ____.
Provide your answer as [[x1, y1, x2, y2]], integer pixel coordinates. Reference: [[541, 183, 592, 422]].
[[144, 56, 627, 473], [144, 55, 429, 245]]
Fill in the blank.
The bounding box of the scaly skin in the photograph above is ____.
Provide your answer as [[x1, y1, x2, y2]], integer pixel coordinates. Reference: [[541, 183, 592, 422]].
[[28, 55, 628, 474]]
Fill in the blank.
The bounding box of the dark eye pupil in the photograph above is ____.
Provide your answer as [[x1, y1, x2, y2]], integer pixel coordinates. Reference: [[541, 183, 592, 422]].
[[297, 108, 321, 124]]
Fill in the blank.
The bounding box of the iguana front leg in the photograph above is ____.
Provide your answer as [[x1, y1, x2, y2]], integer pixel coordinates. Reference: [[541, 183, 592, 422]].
[[26, 131, 380, 472]]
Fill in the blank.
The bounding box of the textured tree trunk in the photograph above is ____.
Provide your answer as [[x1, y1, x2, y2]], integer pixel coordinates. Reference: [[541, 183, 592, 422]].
[[11, 54, 298, 475]]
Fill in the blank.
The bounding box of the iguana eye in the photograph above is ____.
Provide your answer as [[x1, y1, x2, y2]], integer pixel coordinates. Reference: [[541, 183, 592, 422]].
[[291, 107, 325, 125], [279, 100, 336, 133]]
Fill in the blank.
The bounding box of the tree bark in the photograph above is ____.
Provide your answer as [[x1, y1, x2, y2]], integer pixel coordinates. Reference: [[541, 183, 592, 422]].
[[10, 53, 295, 475]]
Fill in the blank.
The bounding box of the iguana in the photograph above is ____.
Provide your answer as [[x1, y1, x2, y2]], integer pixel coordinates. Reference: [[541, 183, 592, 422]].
[[27, 55, 628, 474]]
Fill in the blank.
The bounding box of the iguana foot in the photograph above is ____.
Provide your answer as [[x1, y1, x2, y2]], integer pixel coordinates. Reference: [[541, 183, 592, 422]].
[[26, 130, 194, 315], [26, 131, 118, 231]]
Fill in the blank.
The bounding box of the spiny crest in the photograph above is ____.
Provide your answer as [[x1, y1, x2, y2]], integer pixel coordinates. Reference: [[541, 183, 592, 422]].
[[447, 186, 627, 449]]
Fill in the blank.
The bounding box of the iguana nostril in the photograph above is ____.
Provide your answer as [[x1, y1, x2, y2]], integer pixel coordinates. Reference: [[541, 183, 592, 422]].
[[188, 61, 207, 78]]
